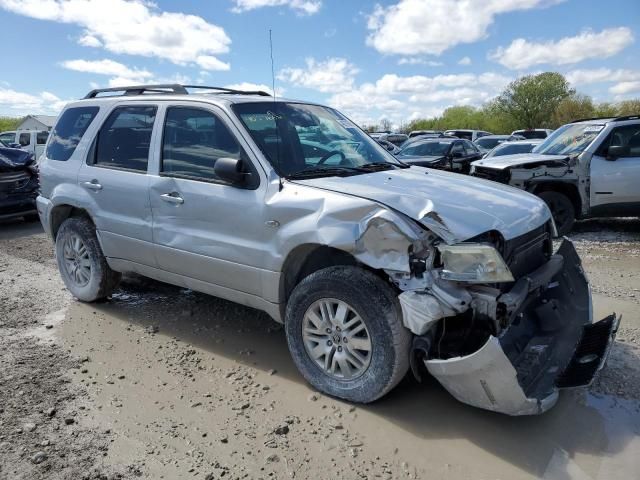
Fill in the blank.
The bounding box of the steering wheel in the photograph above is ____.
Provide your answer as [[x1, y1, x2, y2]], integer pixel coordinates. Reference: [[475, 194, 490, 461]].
[[317, 150, 346, 165]]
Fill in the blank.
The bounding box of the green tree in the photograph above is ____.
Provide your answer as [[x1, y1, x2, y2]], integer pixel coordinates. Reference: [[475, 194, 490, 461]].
[[494, 72, 574, 129], [552, 94, 595, 127], [0, 116, 22, 132], [616, 99, 640, 116]]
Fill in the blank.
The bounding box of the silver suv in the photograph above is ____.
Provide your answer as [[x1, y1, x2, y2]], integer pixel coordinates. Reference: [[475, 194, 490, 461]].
[[37, 85, 618, 415]]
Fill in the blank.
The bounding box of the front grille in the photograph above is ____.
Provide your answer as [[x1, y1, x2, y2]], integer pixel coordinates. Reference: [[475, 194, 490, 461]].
[[472, 166, 510, 184], [0, 171, 34, 193], [502, 222, 553, 279]]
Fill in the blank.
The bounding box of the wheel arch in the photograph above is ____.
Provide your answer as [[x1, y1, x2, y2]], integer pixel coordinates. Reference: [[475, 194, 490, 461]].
[[529, 181, 582, 219], [50, 204, 95, 240]]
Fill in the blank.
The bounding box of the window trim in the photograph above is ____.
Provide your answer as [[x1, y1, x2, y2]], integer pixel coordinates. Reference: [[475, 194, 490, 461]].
[[159, 105, 260, 190], [87, 104, 158, 174]]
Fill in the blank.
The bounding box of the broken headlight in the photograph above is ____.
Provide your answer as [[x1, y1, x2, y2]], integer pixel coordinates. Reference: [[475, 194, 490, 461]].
[[438, 244, 514, 283]]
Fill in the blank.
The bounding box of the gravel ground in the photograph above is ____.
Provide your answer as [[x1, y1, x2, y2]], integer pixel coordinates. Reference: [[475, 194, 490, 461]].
[[1, 217, 639, 480]]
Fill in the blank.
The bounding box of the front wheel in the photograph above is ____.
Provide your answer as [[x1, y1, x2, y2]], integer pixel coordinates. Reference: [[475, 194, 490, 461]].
[[55, 217, 121, 302], [285, 266, 411, 403], [538, 191, 575, 236]]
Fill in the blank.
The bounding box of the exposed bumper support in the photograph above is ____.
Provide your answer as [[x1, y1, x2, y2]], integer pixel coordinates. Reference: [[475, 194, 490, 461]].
[[424, 239, 619, 415]]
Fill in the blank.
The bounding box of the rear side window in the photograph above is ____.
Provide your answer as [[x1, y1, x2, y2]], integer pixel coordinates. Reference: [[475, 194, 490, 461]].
[[46, 107, 99, 161], [19, 132, 30, 146], [37, 131, 49, 144], [161, 107, 242, 182], [94, 106, 156, 172]]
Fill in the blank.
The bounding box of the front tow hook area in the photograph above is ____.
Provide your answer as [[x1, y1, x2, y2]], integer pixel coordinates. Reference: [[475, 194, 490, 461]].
[[556, 313, 620, 388]]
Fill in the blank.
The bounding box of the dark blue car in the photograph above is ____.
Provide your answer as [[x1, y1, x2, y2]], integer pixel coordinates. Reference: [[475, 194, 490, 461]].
[[0, 138, 39, 221]]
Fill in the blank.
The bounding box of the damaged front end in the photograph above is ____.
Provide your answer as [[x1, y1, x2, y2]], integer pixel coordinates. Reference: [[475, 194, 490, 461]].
[[390, 225, 619, 416], [0, 147, 39, 220]]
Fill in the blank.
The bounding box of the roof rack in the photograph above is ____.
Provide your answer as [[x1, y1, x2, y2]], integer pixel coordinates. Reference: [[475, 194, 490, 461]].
[[83, 84, 271, 99], [570, 115, 640, 123]]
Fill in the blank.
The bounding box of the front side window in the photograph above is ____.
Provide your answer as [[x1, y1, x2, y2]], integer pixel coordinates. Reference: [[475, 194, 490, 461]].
[[161, 107, 243, 181], [46, 107, 99, 161], [37, 131, 49, 144], [232, 102, 402, 178], [463, 140, 479, 154], [535, 123, 603, 156], [599, 125, 640, 158], [19, 132, 30, 146], [94, 106, 156, 172], [450, 142, 464, 155]]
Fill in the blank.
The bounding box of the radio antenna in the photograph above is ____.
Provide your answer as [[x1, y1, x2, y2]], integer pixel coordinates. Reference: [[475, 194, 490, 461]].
[[269, 29, 283, 191]]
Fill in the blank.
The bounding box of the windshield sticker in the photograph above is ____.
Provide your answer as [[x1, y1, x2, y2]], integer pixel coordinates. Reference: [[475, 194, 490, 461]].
[[265, 110, 283, 121], [584, 125, 603, 132]]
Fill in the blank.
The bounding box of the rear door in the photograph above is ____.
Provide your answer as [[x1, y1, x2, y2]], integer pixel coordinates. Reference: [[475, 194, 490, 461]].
[[149, 103, 268, 296], [77, 104, 157, 266], [590, 123, 640, 214]]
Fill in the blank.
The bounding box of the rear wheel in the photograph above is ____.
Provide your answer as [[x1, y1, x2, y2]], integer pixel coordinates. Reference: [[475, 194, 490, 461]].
[[285, 266, 411, 403], [55, 217, 120, 301], [539, 191, 575, 236]]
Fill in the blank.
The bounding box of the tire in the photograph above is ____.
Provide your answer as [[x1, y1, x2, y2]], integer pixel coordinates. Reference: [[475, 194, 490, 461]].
[[285, 266, 411, 403], [55, 217, 121, 302], [538, 191, 575, 236]]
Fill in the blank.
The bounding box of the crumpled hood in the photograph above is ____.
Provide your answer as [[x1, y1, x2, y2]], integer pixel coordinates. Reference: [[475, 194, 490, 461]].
[[0, 146, 35, 172], [294, 166, 551, 243], [471, 153, 568, 171]]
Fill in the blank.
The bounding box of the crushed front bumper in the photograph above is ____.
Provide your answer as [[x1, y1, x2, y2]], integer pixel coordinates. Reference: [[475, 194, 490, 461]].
[[424, 239, 620, 415]]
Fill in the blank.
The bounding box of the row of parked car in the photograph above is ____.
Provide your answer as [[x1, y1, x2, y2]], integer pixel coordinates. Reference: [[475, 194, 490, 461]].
[[371, 121, 639, 235]]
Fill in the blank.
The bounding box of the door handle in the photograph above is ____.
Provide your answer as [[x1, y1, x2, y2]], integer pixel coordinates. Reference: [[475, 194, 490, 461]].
[[83, 180, 102, 191], [160, 192, 184, 205]]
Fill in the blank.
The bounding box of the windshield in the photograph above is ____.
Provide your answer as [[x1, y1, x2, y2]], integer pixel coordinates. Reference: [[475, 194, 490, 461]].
[[475, 138, 504, 149], [533, 123, 603, 156], [515, 130, 548, 139], [485, 142, 537, 158], [233, 102, 401, 177], [398, 141, 451, 157]]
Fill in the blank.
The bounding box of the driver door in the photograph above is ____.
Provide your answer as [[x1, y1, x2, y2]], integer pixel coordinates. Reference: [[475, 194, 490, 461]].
[[590, 124, 640, 214]]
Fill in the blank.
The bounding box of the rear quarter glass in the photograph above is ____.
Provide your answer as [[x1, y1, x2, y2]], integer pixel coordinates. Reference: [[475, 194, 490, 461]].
[[46, 106, 100, 161]]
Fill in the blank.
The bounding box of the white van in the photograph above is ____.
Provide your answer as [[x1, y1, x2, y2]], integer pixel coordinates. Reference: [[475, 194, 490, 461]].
[[0, 129, 49, 159]]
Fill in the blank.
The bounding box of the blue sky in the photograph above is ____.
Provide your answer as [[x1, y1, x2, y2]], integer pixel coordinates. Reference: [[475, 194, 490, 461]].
[[0, 0, 638, 126]]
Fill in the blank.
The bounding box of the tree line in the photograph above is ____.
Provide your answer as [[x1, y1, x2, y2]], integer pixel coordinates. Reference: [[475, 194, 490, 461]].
[[369, 72, 640, 135]]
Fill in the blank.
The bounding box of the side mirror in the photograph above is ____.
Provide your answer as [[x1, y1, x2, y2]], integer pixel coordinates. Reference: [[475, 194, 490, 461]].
[[606, 145, 629, 160], [214, 157, 246, 184]]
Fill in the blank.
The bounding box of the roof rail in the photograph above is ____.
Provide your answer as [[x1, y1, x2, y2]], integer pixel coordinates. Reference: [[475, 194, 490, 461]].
[[612, 115, 640, 122], [83, 83, 271, 99], [570, 114, 640, 123]]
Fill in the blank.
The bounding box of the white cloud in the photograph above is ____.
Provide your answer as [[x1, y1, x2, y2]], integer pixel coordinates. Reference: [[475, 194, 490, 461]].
[[328, 71, 511, 127], [397, 58, 443, 66], [0, 0, 231, 71], [277, 57, 359, 93], [0, 87, 68, 115], [490, 27, 634, 70], [231, 0, 321, 15], [458, 56, 472, 66], [366, 0, 564, 56], [566, 68, 640, 86], [61, 59, 153, 82], [610, 81, 640, 96]]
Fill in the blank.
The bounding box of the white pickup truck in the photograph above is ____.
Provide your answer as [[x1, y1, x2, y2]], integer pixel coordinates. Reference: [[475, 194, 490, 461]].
[[471, 116, 640, 235], [0, 129, 49, 160]]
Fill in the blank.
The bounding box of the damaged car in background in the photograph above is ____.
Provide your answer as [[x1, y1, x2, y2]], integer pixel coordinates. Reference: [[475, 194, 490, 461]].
[[0, 138, 39, 221], [37, 84, 619, 416], [471, 115, 640, 235]]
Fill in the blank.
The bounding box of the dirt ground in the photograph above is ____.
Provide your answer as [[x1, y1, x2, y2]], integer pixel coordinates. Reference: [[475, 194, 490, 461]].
[[1, 218, 639, 480]]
